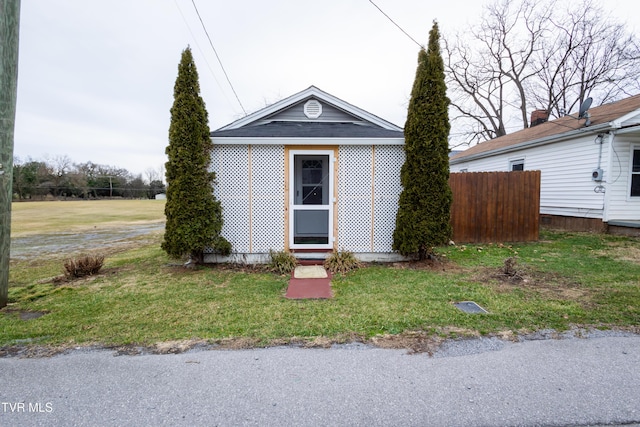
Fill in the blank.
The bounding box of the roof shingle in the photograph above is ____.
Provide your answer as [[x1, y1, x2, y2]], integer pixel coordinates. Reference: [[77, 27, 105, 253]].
[[451, 94, 640, 161]]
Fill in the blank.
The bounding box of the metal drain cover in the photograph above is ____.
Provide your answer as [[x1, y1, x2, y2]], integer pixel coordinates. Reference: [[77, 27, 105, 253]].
[[454, 301, 488, 314]]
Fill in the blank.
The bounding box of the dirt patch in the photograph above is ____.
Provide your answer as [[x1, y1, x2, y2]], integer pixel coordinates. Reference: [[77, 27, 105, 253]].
[[389, 256, 462, 273], [153, 339, 211, 354], [474, 258, 589, 301], [207, 263, 272, 274], [3, 325, 640, 358], [596, 240, 640, 264], [0, 345, 71, 358], [39, 267, 123, 288], [0, 307, 49, 321], [371, 328, 481, 355]]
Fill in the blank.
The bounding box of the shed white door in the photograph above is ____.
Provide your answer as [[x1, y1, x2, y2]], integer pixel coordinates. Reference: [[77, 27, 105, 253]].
[[289, 151, 333, 249]]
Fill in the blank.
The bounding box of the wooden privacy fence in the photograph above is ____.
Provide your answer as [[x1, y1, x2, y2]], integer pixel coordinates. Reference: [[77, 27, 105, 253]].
[[449, 171, 541, 243]]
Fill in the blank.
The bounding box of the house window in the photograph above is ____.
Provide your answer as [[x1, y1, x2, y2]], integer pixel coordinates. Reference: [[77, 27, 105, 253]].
[[510, 159, 524, 171], [631, 148, 640, 197]]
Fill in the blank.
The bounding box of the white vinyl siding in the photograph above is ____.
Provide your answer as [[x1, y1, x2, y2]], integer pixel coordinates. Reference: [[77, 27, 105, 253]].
[[605, 137, 640, 220], [631, 147, 640, 197], [260, 100, 359, 123]]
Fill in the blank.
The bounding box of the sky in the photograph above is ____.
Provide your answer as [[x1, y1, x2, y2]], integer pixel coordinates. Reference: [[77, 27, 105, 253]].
[[13, 0, 640, 178]]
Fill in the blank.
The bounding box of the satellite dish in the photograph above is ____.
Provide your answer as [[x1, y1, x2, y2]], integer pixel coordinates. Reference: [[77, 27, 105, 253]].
[[578, 97, 593, 118]]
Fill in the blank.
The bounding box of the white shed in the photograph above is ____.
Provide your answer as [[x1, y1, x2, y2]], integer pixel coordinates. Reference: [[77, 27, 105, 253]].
[[206, 86, 407, 263], [450, 95, 640, 235]]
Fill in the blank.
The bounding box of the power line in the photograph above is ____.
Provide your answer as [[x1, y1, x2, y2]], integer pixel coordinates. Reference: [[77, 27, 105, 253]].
[[173, 0, 236, 112], [191, 0, 247, 115], [368, 0, 422, 49]]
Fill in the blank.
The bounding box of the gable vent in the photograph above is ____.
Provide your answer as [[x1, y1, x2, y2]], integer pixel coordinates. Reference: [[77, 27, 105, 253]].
[[304, 99, 323, 119]]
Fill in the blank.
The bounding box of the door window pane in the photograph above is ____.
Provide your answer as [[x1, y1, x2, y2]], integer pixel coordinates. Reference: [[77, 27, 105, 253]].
[[302, 168, 323, 185], [293, 210, 329, 244], [295, 155, 328, 205], [302, 186, 322, 204]]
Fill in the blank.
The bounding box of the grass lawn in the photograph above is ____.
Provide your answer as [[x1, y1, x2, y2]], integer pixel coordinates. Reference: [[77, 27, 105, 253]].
[[11, 199, 165, 237], [2, 201, 640, 353]]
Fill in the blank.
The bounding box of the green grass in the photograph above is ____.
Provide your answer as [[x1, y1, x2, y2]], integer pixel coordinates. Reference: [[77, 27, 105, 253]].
[[3, 228, 639, 349]]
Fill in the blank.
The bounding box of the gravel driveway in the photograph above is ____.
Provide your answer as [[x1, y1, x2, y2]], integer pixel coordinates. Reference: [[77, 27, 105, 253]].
[[10, 223, 164, 260]]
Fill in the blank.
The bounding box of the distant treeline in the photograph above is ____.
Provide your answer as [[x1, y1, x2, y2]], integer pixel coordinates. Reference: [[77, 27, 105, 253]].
[[12, 156, 165, 200]]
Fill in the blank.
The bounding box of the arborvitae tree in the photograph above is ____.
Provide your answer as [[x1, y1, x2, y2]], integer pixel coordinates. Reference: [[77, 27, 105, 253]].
[[162, 47, 231, 263], [393, 22, 452, 260]]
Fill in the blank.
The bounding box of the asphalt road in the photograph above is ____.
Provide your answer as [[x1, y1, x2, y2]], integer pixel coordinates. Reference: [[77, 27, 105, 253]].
[[1, 333, 639, 427]]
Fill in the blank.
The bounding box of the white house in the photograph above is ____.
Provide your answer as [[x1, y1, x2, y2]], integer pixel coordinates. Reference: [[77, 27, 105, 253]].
[[450, 95, 640, 235], [206, 86, 407, 263]]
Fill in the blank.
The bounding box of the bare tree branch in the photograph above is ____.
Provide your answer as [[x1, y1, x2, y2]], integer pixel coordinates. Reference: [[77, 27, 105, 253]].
[[445, 0, 640, 145]]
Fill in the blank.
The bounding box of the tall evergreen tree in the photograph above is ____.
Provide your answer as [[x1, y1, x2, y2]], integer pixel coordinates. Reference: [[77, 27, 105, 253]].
[[393, 22, 452, 260], [162, 47, 230, 262]]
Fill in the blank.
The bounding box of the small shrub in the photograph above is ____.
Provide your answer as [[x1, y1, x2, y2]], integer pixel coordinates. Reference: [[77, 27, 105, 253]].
[[63, 255, 105, 279], [268, 250, 298, 275], [500, 257, 523, 280], [324, 249, 362, 274]]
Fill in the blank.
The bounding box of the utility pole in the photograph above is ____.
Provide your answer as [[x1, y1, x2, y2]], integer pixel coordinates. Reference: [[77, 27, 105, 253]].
[[97, 176, 114, 198], [0, 0, 21, 308]]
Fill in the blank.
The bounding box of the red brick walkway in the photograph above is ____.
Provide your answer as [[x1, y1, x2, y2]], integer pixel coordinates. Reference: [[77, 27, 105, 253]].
[[285, 268, 332, 299]]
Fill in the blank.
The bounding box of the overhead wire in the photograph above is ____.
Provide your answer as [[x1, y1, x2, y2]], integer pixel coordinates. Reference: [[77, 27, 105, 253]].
[[367, 0, 423, 49], [190, 0, 247, 116], [172, 0, 236, 111]]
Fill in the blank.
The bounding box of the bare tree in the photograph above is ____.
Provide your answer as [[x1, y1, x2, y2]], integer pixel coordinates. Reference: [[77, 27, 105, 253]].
[[144, 167, 159, 185], [43, 154, 72, 196], [444, 0, 640, 146], [529, 0, 640, 117]]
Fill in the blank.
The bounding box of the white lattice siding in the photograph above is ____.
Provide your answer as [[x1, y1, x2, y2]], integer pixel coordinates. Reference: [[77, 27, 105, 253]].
[[212, 145, 251, 253], [338, 145, 404, 253], [212, 145, 285, 254], [213, 144, 403, 257], [373, 146, 404, 251], [338, 146, 373, 252], [250, 145, 285, 252]]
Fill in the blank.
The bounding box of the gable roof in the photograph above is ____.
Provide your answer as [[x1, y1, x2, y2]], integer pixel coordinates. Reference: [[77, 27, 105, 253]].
[[211, 86, 403, 139], [450, 94, 640, 163]]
